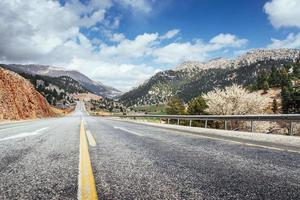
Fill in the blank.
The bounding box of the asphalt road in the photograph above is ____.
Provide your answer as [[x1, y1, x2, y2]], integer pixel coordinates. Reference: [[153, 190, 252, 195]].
[[1, 102, 300, 199]]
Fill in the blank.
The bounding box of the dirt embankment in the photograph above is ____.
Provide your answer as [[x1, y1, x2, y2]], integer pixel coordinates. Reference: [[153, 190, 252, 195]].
[[0, 67, 56, 120]]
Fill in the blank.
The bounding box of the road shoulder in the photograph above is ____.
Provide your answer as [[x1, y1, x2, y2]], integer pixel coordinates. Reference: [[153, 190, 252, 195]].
[[109, 118, 300, 153]]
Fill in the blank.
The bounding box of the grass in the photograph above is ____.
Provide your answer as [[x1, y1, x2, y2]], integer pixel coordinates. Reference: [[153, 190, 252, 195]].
[[135, 117, 162, 123], [133, 104, 167, 114]]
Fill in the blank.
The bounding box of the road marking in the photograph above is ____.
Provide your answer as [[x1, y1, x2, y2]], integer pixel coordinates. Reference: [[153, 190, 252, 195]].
[[0, 127, 49, 141], [78, 120, 98, 200], [177, 130, 300, 154], [114, 119, 300, 154], [86, 130, 96, 147], [114, 126, 144, 137], [0, 124, 35, 133]]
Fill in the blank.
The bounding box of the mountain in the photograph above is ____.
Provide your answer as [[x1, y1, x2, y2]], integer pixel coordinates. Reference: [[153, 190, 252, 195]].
[[120, 49, 300, 106], [0, 64, 121, 98], [0, 68, 55, 120], [18, 73, 88, 107]]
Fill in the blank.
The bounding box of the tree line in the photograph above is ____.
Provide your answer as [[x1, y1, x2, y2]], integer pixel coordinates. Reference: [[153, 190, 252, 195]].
[[251, 61, 300, 113]]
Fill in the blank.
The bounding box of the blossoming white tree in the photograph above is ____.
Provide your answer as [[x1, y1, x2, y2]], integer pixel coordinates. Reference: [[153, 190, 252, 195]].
[[203, 84, 269, 115]]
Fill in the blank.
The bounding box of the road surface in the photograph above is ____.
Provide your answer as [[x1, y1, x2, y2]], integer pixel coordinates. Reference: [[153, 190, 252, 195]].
[[1, 102, 300, 199]]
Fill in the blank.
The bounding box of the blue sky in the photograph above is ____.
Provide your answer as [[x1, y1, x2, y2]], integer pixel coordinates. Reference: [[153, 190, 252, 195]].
[[0, 0, 300, 91]]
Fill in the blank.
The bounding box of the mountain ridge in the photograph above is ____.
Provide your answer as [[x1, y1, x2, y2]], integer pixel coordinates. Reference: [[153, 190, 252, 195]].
[[120, 48, 300, 106], [175, 49, 300, 71], [0, 64, 121, 98]]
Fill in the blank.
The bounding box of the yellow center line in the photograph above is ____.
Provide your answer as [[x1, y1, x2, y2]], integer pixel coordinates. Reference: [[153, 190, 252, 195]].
[[86, 130, 97, 147], [78, 120, 98, 200]]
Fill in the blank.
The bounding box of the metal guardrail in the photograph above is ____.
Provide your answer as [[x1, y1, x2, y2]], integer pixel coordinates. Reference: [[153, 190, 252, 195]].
[[120, 114, 300, 135]]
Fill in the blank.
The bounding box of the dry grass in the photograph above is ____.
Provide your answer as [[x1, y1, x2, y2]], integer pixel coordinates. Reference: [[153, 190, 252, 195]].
[[89, 110, 112, 116], [50, 106, 76, 117], [255, 88, 281, 114]]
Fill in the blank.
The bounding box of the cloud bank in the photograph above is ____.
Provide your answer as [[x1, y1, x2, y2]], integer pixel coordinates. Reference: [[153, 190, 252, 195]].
[[0, 0, 248, 91]]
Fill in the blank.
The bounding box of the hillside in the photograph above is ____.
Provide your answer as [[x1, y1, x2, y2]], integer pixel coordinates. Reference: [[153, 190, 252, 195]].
[[20, 73, 88, 94], [16, 73, 88, 108], [0, 64, 121, 98], [0, 68, 55, 120], [120, 49, 300, 106]]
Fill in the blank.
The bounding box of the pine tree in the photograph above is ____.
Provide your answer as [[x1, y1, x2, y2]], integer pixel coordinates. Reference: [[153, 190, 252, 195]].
[[46, 95, 53, 104], [280, 68, 292, 88], [256, 70, 269, 89], [262, 81, 269, 93], [288, 86, 300, 113], [37, 84, 44, 93], [52, 89, 58, 99], [272, 99, 278, 114], [166, 96, 186, 115], [269, 65, 280, 87], [281, 86, 291, 114], [292, 61, 300, 79], [187, 96, 208, 115], [52, 99, 57, 106]]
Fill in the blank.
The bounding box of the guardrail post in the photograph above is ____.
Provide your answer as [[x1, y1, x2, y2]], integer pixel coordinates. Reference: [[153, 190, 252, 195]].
[[167, 118, 170, 124], [225, 121, 228, 130], [205, 120, 208, 128], [177, 118, 180, 125], [251, 121, 254, 132], [189, 120, 192, 127], [288, 122, 293, 135]]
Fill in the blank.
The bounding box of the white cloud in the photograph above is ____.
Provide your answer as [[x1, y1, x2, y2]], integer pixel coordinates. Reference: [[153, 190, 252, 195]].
[[0, 0, 248, 91], [118, 0, 153, 13], [108, 33, 126, 42], [152, 41, 208, 64], [153, 33, 248, 64], [160, 29, 180, 40], [99, 33, 159, 61], [268, 33, 300, 48], [72, 61, 159, 91], [65, 0, 112, 15], [209, 33, 248, 48], [264, 0, 300, 28], [0, 0, 158, 90], [78, 10, 106, 28], [0, 0, 79, 60]]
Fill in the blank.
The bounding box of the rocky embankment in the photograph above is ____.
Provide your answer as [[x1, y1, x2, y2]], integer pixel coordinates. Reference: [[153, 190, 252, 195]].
[[0, 68, 55, 120]]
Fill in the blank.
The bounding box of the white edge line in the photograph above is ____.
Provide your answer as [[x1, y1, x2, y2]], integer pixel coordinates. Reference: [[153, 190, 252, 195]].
[[173, 129, 300, 154], [0, 124, 35, 133], [0, 127, 49, 141], [112, 119, 300, 154]]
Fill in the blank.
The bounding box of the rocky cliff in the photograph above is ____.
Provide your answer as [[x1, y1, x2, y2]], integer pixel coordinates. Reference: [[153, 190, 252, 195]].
[[0, 68, 55, 120]]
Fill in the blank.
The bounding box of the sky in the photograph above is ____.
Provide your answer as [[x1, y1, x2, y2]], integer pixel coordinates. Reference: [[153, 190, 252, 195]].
[[0, 0, 300, 91]]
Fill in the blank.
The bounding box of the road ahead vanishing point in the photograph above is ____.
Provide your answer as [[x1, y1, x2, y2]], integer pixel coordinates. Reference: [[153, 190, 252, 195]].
[[1, 102, 300, 199]]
